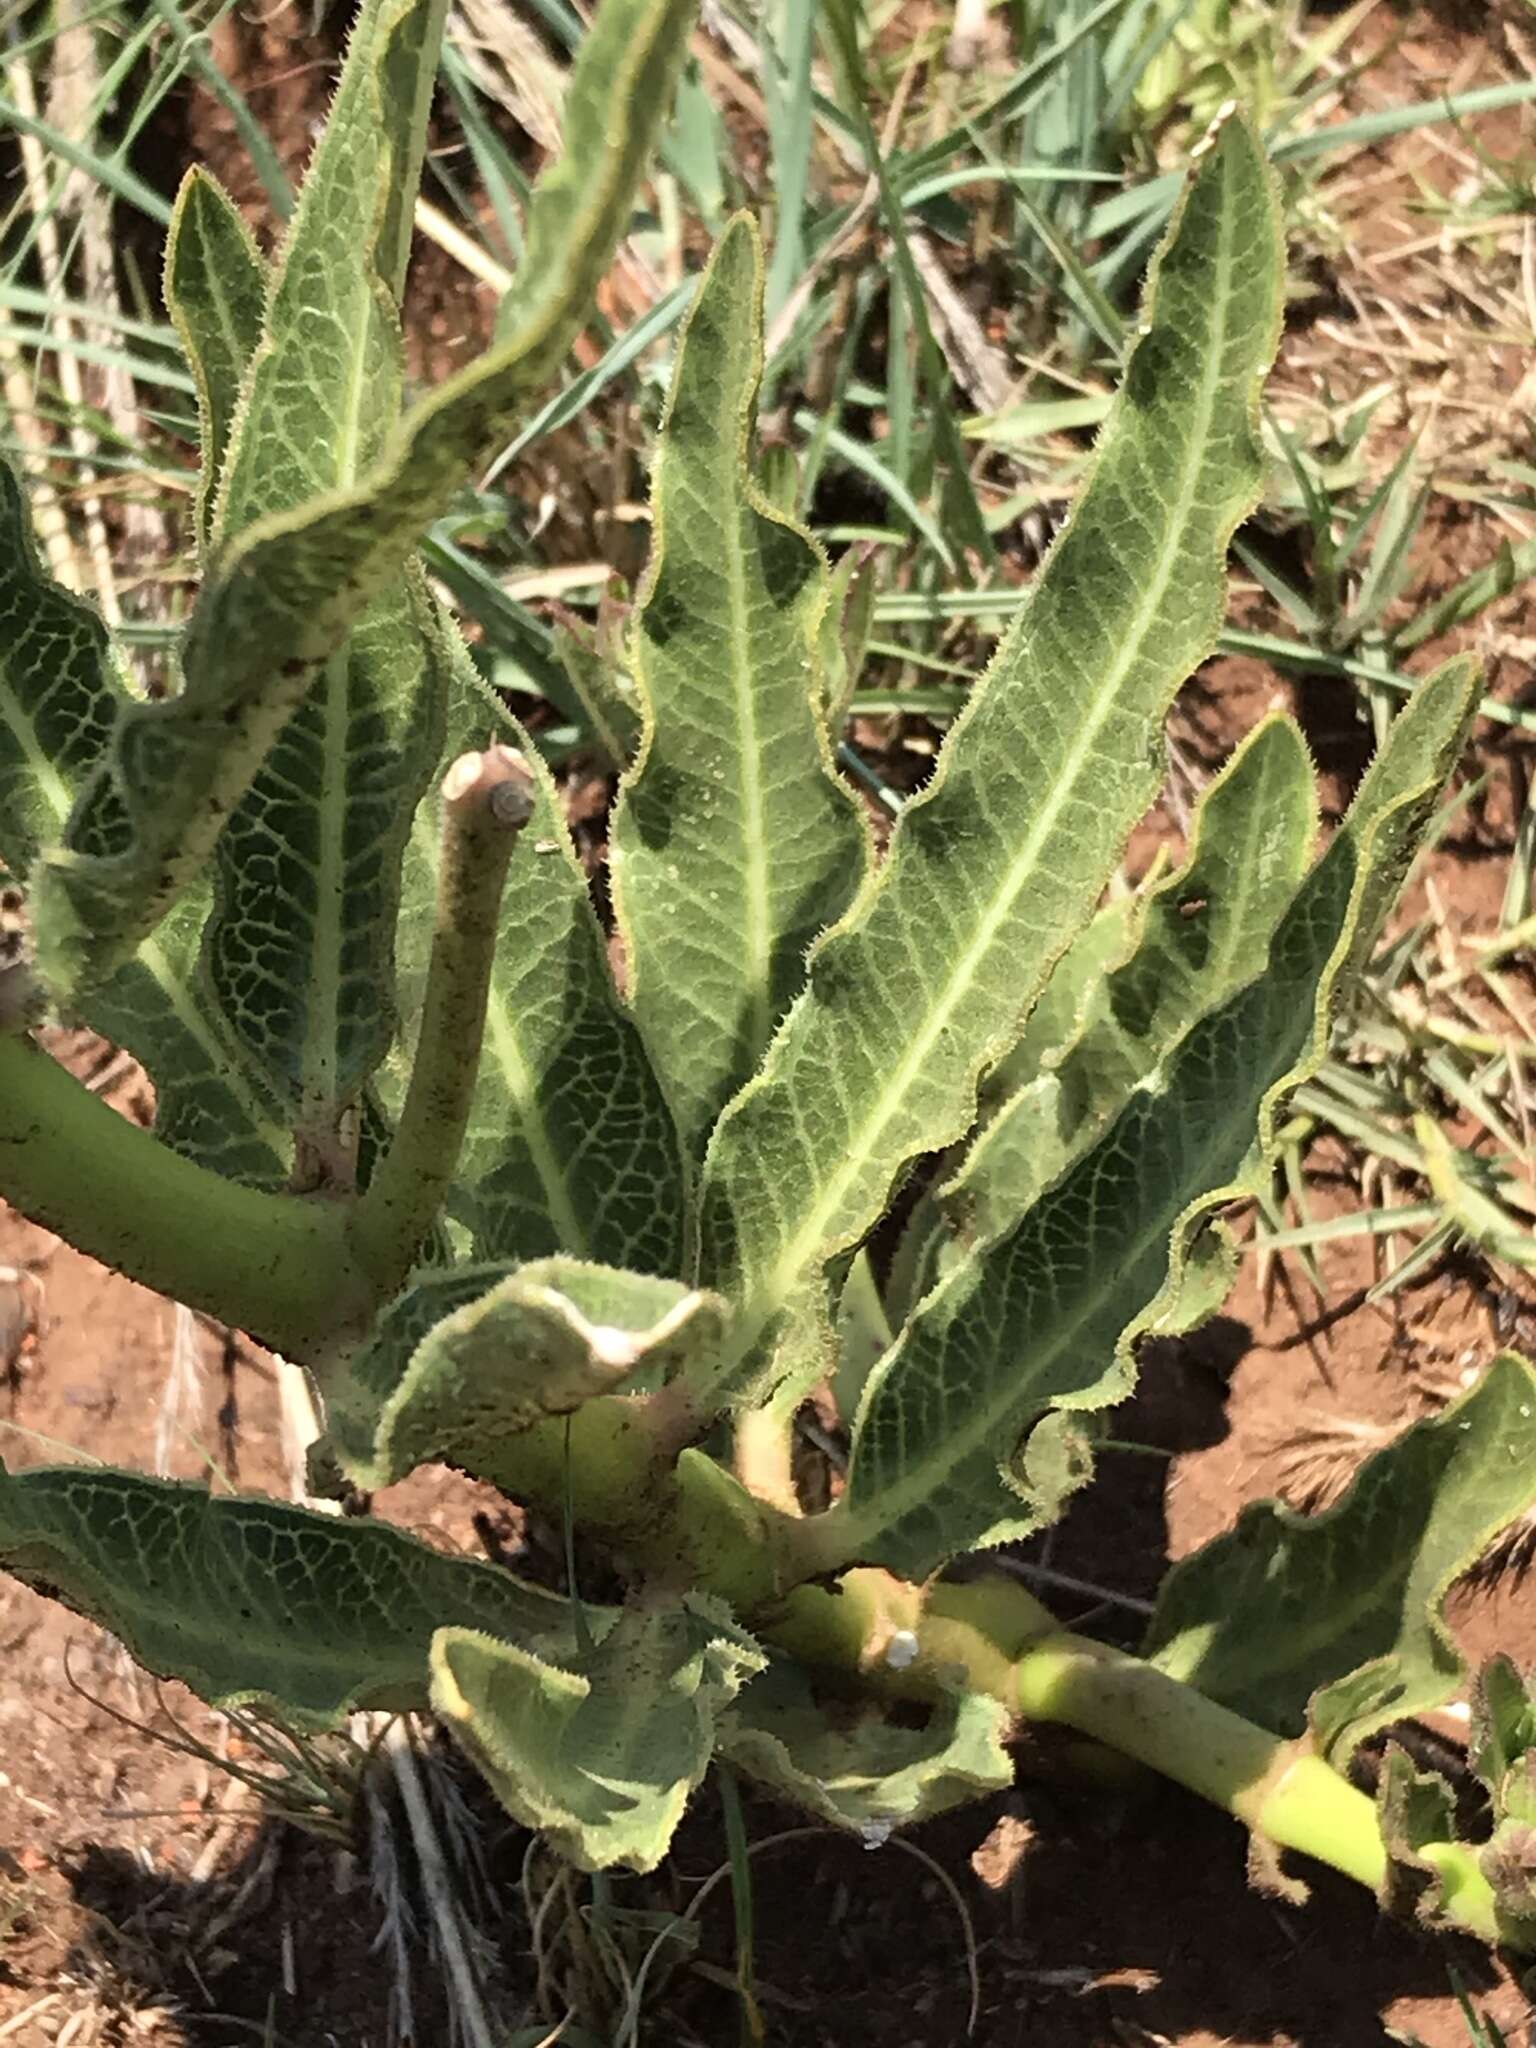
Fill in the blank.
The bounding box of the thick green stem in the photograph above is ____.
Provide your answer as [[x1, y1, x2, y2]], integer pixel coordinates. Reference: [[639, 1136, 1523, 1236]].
[[349, 745, 534, 1291], [764, 1568, 1504, 1948], [0, 1031, 370, 1356]]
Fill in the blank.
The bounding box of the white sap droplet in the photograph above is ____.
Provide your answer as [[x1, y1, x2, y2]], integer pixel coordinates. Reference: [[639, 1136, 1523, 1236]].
[[885, 1629, 919, 1671], [860, 1819, 895, 1850]]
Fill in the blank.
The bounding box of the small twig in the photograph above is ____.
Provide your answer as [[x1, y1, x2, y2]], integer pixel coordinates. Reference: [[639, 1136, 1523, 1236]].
[[384, 1721, 498, 2048], [153, 1301, 204, 1477], [413, 196, 513, 295], [350, 745, 535, 1290]]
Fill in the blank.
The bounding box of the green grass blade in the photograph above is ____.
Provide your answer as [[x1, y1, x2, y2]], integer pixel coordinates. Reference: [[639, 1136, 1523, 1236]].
[[611, 217, 870, 1165], [760, 0, 816, 325], [146, 0, 297, 221], [822, 0, 995, 569]]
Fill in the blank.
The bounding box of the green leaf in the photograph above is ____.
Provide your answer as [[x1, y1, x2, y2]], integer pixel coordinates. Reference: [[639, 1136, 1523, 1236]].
[[611, 215, 869, 1164], [431, 1596, 765, 1871], [163, 167, 268, 557], [834, 656, 1480, 1577], [202, 571, 449, 1143], [719, 1658, 1013, 1834], [36, 0, 699, 994], [215, 0, 446, 552], [0, 463, 288, 1182], [1146, 1353, 1536, 1762], [1376, 1746, 1461, 1927], [327, 1256, 726, 1489], [0, 461, 126, 881], [833, 1248, 894, 1425], [979, 892, 1141, 1110], [1472, 1656, 1536, 1821], [190, 0, 450, 1135], [87, 889, 290, 1186], [553, 615, 641, 768], [945, 713, 1317, 1247], [381, 643, 687, 1271], [819, 542, 877, 732], [693, 113, 1284, 1405], [1477, 1818, 1536, 1949], [0, 1460, 569, 1729]]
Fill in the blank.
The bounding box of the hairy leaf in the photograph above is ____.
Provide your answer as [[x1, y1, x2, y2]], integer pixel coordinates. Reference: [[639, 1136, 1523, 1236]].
[[982, 892, 1141, 1109], [1472, 1656, 1536, 1821], [87, 895, 290, 1185], [881, 890, 1144, 1326], [0, 465, 287, 1182], [329, 1256, 726, 1488], [1147, 1353, 1536, 1761], [1375, 1746, 1461, 1927], [946, 713, 1317, 1245], [819, 544, 877, 732], [381, 642, 687, 1270], [0, 463, 126, 879], [215, 0, 446, 551], [720, 1659, 1013, 1833], [553, 617, 641, 768], [611, 215, 869, 1162], [35, 0, 699, 993], [203, 573, 448, 1144], [0, 1461, 568, 1728], [432, 1597, 765, 1871], [693, 114, 1283, 1405], [163, 167, 268, 555], [835, 657, 1479, 1576], [192, 0, 449, 1136]]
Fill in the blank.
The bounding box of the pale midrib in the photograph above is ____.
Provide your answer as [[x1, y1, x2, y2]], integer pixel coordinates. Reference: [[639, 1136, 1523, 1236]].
[[746, 185, 1241, 1332], [2, 694, 72, 837], [855, 796, 1311, 1540], [723, 489, 774, 1061], [850, 983, 1285, 1549], [138, 932, 287, 1155], [969, 786, 1294, 1207], [300, 299, 374, 1110]]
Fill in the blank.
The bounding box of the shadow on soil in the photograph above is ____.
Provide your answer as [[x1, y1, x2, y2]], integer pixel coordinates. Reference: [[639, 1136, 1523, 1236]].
[[44, 1320, 1506, 2047]]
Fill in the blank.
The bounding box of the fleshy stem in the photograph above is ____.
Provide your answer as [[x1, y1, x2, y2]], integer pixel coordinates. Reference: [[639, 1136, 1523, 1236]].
[[765, 1567, 1505, 1948], [0, 1029, 370, 1357], [349, 746, 536, 1292]]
